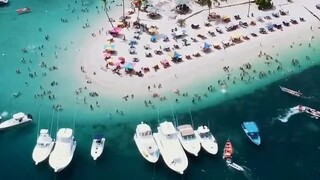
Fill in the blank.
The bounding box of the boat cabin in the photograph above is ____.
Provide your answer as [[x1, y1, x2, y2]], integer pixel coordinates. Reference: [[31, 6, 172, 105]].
[[56, 128, 73, 143], [136, 123, 152, 137], [177, 124, 195, 140], [160, 121, 177, 138], [197, 126, 211, 138], [13, 112, 25, 122]]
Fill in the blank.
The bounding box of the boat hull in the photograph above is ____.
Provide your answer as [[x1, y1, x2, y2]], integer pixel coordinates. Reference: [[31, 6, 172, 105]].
[[177, 134, 201, 156], [134, 133, 159, 163], [0, 114, 32, 130], [153, 132, 188, 174], [49, 141, 76, 172], [32, 142, 55, 165], [91, 138, 105, 160]]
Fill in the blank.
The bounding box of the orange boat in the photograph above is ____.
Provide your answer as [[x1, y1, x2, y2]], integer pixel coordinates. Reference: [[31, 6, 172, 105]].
[[222, 139, 233, 161], [16, 7, 31, 15]]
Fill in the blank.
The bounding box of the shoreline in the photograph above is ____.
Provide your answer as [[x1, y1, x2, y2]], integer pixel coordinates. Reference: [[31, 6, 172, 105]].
[[73, 0, 320, 117]]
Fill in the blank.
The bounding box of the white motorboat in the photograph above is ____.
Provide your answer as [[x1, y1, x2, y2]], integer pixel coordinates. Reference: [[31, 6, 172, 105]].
[[49, 128, 76, 172], [195, 125, 218, 155], [177, 124, 201, 156], [90, 134, 105, 160], [32, 129, 55, 165], [134, 122, 160, 163], [0, 112, 33, 130], [153, 121, 188, 174], [0, 0, 9, 5]]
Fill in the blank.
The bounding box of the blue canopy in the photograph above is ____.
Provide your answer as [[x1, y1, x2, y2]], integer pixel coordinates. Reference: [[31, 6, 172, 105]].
[[173, 51, 181, 58], [123, 62, 134, 70], [94, 134, 104, 140], [243, 121, 259, 133], [203, 42, 211, 49], [150, 35, 157, 42]]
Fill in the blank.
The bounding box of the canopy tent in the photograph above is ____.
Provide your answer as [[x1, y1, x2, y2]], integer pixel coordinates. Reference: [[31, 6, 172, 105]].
[[203, 42, 211, 49], [174, 29, 186, 36]]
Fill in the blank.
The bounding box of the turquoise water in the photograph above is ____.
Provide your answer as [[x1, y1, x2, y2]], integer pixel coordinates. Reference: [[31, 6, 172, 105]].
[[1, 0, 320, 179]]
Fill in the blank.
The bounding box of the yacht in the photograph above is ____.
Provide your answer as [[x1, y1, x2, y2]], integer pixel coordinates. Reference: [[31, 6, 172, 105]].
[[134, 122, 160, 163], [195, 125, 218, 155], [177, 124, 201, 156], [279, 86, 303, 97], [0, 112, 32, 130], [241, 121, 261, 145], [49, 128, 76, 172], [0, 0, 8, 5], [153, 121, 188, 174], [91, 134, 105, 160], [32, 129, 55, 165]]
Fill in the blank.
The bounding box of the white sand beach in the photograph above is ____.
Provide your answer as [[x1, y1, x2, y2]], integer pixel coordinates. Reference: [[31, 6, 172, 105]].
[[72, 0, 320, 116]]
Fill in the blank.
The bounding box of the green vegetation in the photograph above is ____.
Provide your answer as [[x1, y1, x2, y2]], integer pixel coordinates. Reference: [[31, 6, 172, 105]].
[[256, 0, 273, 10]]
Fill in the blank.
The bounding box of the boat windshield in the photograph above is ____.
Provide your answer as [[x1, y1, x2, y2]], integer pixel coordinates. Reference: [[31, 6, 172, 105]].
[[182, 134, 196, 140], [200, 132, 210, 138], [141, 130, 152, 137], [249, 132, 259, 139]]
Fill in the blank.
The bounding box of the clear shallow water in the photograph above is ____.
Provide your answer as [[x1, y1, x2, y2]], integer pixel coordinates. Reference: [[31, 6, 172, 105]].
[[1, 0, 320, 179]]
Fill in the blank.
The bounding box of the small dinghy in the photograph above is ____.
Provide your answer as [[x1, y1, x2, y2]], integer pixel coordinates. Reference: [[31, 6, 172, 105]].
[[91, 134, 105, 160]]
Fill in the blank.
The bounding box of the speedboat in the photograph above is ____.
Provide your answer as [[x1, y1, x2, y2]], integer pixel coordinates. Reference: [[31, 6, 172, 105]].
[[279, 86, 303, 97], [32, 129, 55, 165], [241, 121, 261, 145], [153, 121, 188, 174], [16, 7, 31, 15], [49, 128, 76, 172], [134, 122, 160, 163], [91, 134, 105, 160], [0, 112, 32, 130], [222, 139, 233, 163], [0, 0, 8, 5], [177, 124, 201, 156], [195, 125, 218, 155]]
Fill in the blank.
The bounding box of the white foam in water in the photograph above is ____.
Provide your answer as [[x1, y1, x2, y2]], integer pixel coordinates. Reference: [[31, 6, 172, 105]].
[[277, 106, 303, 123], [1, 111, 8, 118]]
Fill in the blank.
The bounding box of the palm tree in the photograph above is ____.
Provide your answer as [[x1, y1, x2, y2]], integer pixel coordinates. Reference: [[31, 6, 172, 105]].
[[177, 19, 186, 27], [122, 0, 125, 22], [206, 0, 212, 16], [101, 0, 115, 29]]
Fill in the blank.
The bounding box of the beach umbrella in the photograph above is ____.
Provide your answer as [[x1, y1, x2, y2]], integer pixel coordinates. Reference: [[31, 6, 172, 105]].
[[118, 57, 125, 61], [173, 51, 181, 58], [203, 42, 211, 49], [150, 35, 157, 42], [148, 27, 157, 34], [104, 53, 112, 59], [106, 58, 114, 65]]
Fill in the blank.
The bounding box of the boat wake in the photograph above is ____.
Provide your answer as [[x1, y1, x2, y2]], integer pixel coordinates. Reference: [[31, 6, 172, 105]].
[[226, 161, 253, 179], [0, 111, 9, 118], [276, 106, 303, 123]]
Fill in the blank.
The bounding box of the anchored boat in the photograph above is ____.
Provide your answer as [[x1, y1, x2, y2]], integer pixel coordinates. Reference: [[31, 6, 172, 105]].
[[90, 134, 105, 160], [32, 129, 55, 165], [177, 124, 201, 156], [241, 121, 261, 145], [279, 86, 303, 97], [195, 125, 218, 155], [0, 112, 32, 130], [153, 121, 188, 174], [134, 122, 159, 163]]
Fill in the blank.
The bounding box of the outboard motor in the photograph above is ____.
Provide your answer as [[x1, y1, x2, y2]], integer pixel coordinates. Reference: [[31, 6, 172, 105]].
[[27, 114, 33, 120]]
